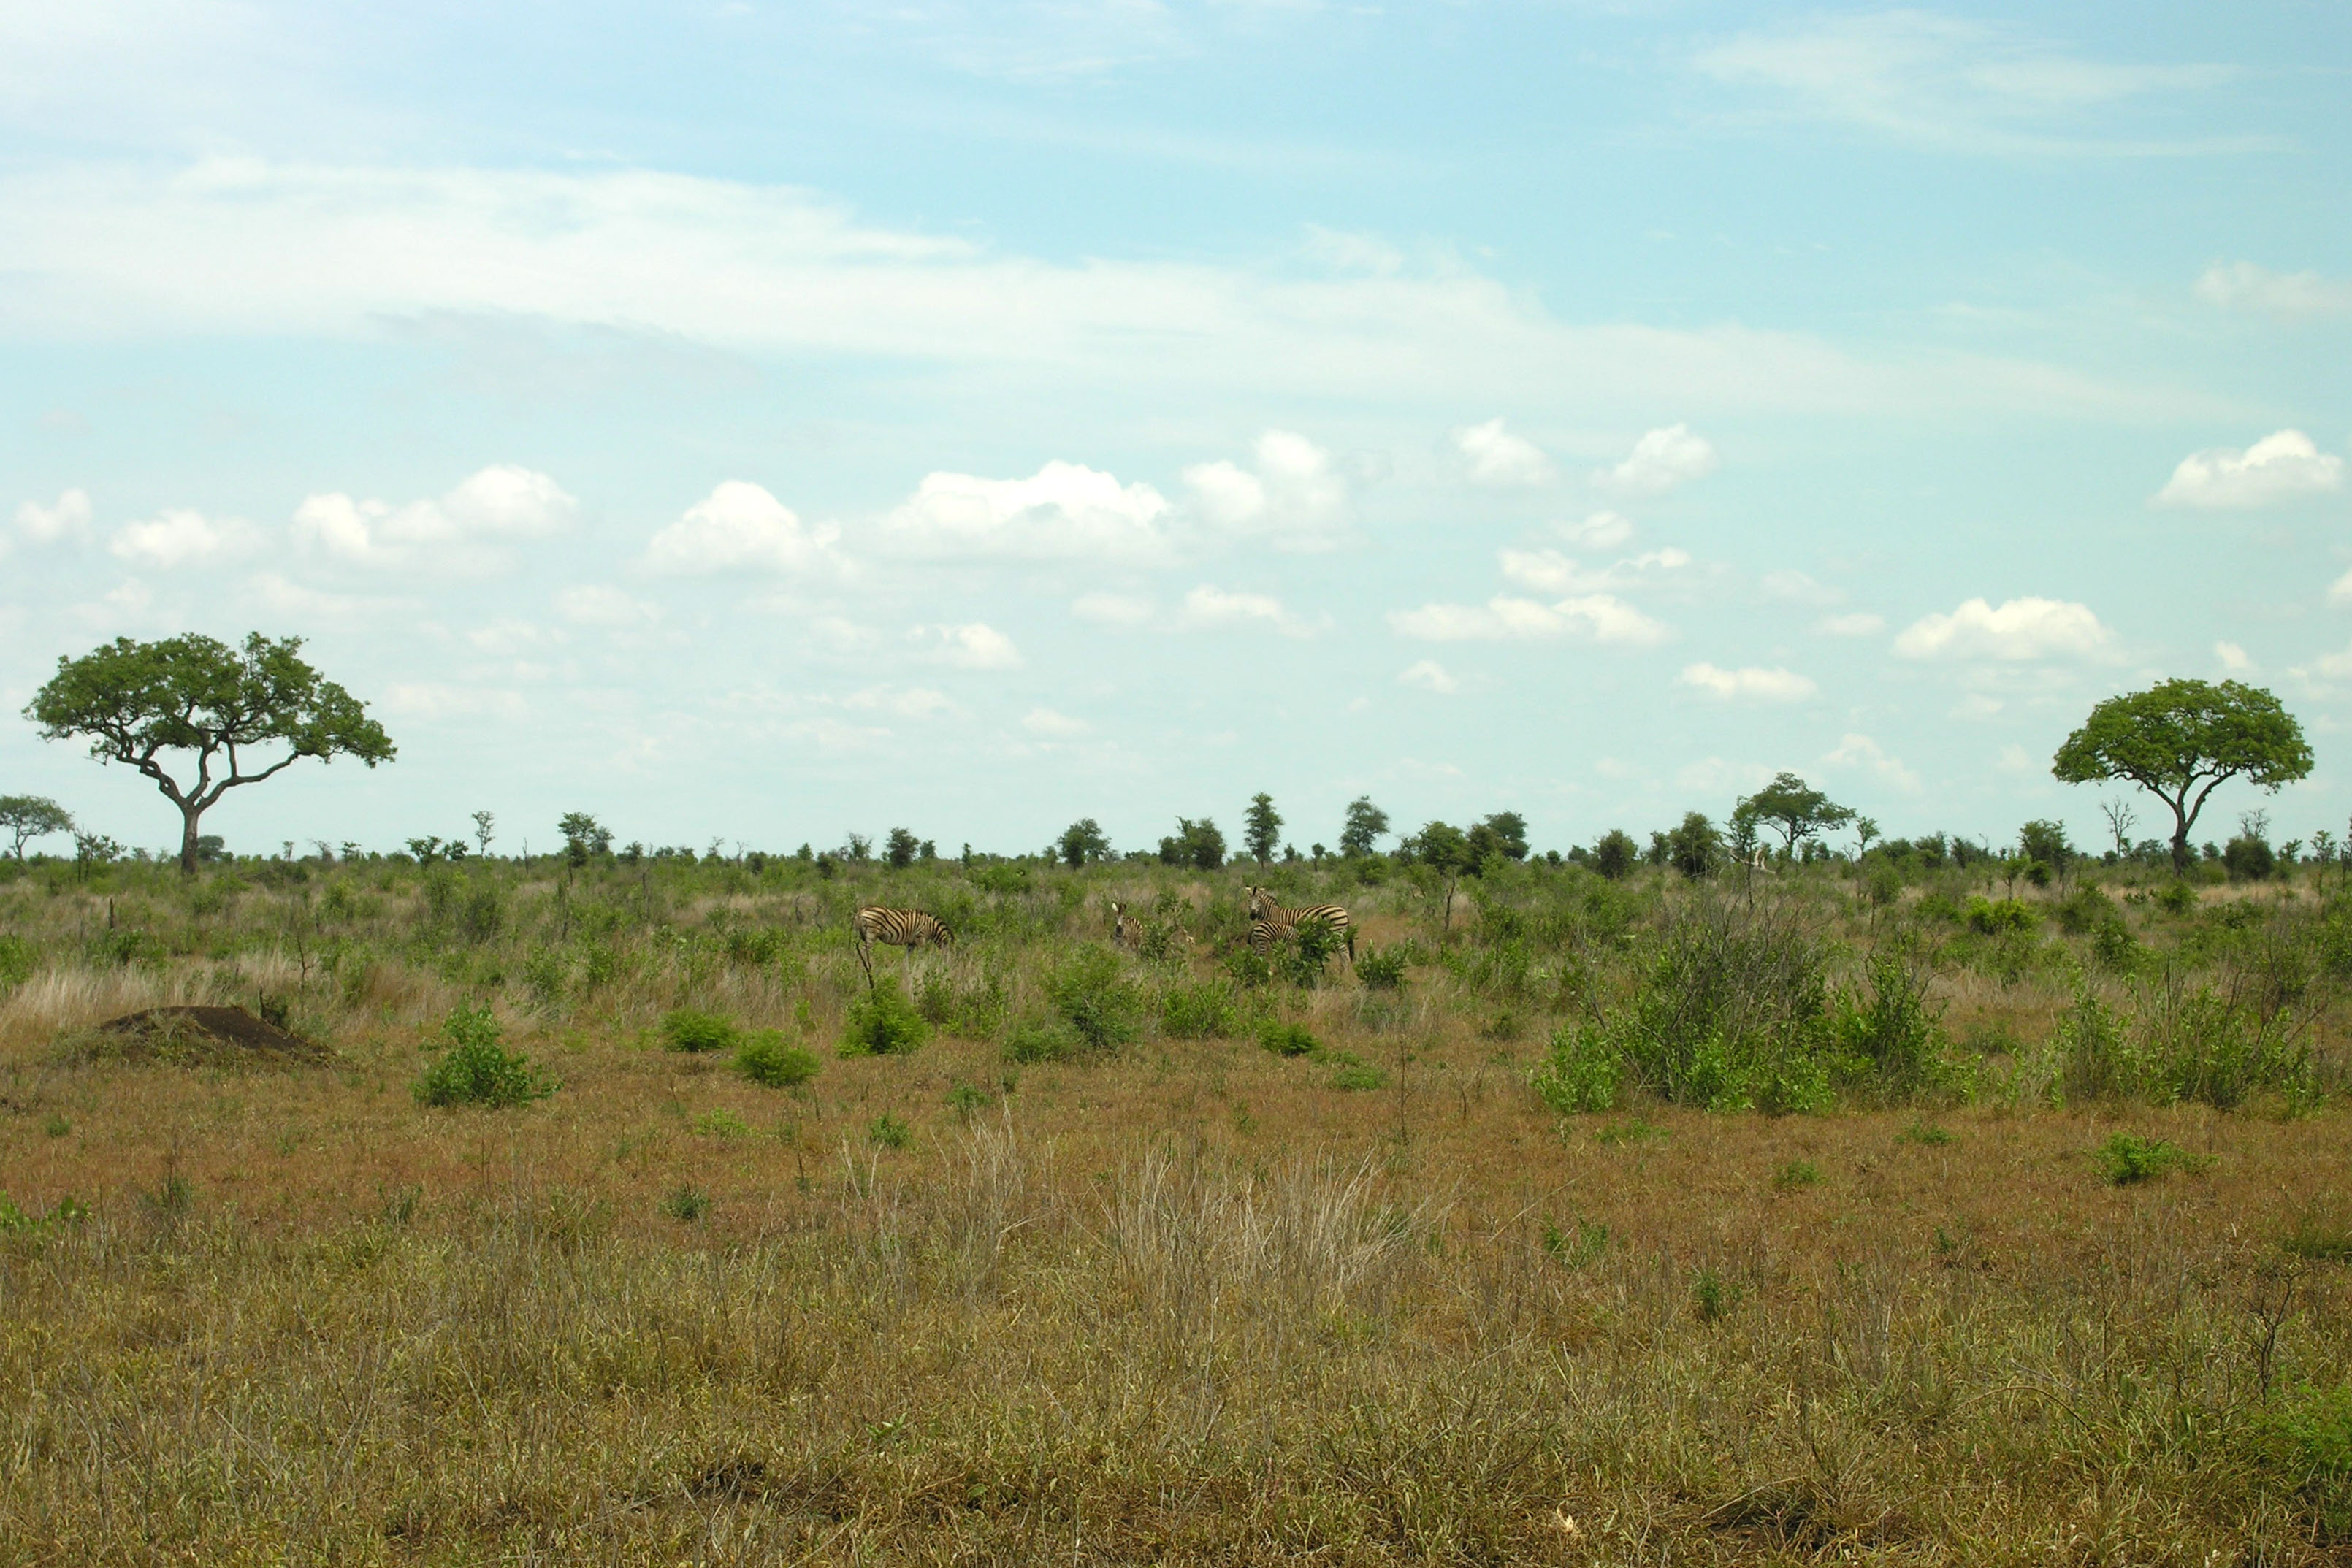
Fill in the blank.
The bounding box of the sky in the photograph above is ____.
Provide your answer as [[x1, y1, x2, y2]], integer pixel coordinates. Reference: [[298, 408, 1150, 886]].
[[2, 1, 2349, 862]]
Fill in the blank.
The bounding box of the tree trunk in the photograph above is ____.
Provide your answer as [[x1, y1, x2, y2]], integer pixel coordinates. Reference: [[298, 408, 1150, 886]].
[[179, 804, 204, 877], [2169, 819, 2192, 876]]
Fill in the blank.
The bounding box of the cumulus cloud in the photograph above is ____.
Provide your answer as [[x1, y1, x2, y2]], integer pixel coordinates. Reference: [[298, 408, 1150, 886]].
[[1679, 662, 1817, 702], [1183, 430, 1345, 551], [843, 685, 958, 719], [1176, 584, 1324, 637], [1761, 569, 1841, 606], [2196, 262, 2352, 321], [1398, 659, 1459, 694], [2215, 640, 2252, 673], [881, 460, 1172, 562], [297, 464, 579, 573], [110, 508, 258, 570], [644, 481, 844, 576], [1454, 418, 1554, 486], [1499, 545, 1692, 597], [2154, 430, 2343, 509], [1022, 707, 1089, 736], [1595, 424, 1718, 497], [1556, 510, 1635, 549], [919, 622, 1023, 669], [1389, 593, 1670, 647], [1817, 611, 1886, 636], [15, 487, 91, 542], [554, 585, 661, 627], [1071, 592, 1153, 625], [1822, 733, 1922, 792], [380, 683, 527, 722], [1893, 596, 2111, 661]]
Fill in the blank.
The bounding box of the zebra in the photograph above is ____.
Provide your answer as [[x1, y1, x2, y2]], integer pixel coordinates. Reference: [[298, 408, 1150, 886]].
[[1110, 900, 1142, 952], [1245, 885, 1355, 962], [852, 905, 952, 990]]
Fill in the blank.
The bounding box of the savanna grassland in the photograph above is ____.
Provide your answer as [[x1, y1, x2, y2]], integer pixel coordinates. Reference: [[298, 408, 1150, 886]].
[[4, 846, 2352, 1564]]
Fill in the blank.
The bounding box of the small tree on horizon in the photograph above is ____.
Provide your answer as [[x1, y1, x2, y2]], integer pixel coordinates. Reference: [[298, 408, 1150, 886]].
[[1733, 773, 1854, 856], [2052, 678, 2312, 874], [1158, 817, 1225, 871], [1339, 795, 1389, 857], [885, 827, 920, 868], [1244, 792, 1283, 865], [26, 632, 394, 876], [0, 795, 75, 860], [1058, 818, 1112, 868]]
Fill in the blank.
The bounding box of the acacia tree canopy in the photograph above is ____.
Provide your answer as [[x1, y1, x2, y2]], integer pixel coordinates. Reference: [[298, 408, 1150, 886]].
[[25, 632, 394, 875], [0, 795, 75, 860], [2051, 678, 2310, 873], [1733, 773, 1854, 853]]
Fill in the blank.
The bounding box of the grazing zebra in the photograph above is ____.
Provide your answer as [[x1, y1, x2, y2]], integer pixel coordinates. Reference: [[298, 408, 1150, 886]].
[[1110, 900, 1142, 952], [852, 905, 952, 988], [1245, 885, 1355, 961]]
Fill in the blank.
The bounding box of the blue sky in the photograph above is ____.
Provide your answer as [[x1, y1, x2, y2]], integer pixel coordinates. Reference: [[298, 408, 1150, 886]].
[[2, 1, 2349, 860]]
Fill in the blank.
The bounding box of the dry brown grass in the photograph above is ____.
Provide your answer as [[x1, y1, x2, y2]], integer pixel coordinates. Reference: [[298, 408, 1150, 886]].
[[4, 857, 2352, 1561]]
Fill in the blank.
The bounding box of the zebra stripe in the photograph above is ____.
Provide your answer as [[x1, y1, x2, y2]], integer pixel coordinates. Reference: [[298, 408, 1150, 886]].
[[1245, 886, 1355, 960], [852, 906, 952, 987]]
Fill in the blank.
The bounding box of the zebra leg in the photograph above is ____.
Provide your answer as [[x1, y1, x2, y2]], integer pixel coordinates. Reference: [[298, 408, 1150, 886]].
[[856, 936, 875, 993]]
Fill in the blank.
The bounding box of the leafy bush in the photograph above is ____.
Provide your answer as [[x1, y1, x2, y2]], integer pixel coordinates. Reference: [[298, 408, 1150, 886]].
[[1160, 979, 1238, 1039], [1965, 897, 2038, 935], [1830, 954, 1966, 1101], [867, 1113, 912, 1150], [1330, 1056, 1388, 1091], [1001, 1019, 1080, 1064], [2092, 1133, 2210, 1185], [412, 1005, 557, 1108], [1258, 1020, 1320, 1058], [2156, 881, 2196, 916], [661, 1008, 738, 1052], [840, 978, 931, 1056], [1046, 944, 1142, 1052], [1223, 947, 1274, 988], [1531, 1022, 1623, 1114], [1281, 917, 1343, 987], [1772, 1160, 1823, 1191], [1900, 1121, 1953, 1147], [690, 1108, 751, 1138], [1356, 946, 1409, 991], [736, 1030, 819, 1087], [0, 935, 34, 992], [2224, 834, 2275, 881], [2253, 1382, 2352, 1537], [1602, 903, 1837, 1114], [659, 1185, 709, 1221]]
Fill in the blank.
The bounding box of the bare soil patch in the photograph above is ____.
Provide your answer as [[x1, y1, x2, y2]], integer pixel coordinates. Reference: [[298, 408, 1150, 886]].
[[64, 1004, 332, 1066]]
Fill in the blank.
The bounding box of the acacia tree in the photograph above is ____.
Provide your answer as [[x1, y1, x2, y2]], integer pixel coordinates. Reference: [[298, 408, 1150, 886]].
[[0, 795, 75, 860], [1057, 818, 1111, 868], [1732, 773, 1854, 856], [2052, 678, 2311, 874], [1243, 792, 1283, 865], [1339, 795, 1389, 857], [26, 633, 393, 876]]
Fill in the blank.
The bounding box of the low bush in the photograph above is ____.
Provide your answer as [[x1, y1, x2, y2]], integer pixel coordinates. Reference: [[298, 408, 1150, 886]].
[[1355, 946, 1409, 991], [840, 979, 931, 1057], [1258, 1020, 1319, 1058], [1047, 944, 1142, 1052], [1001, 1019, 1080, 1064], [1330, 1056, 1388, 1092], [1531, 1022, 1623, 1114], [660, 1008, 738, 1052], [412, 1006, 557, 1109], [1772, 1160, 1823, 1191], [736, 1030, 819, 1087], [1965, 898, 2038, 936], [867, 1113, 912, 1150], [1160, 979, 1238, 1039], [2092, 1133, 2210, 1185], [2252, 1382, 2352, 1538]]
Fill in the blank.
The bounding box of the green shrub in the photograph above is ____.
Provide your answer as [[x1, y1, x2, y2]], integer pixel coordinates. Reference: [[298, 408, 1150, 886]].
[[1772, 1160, 1823, 1191], [412, 1006, 557, 1109], [945, 1081, 989, 1116], [1001, 1019, 1079, 1064], [1223, 946, 1274, 989], [1595, 1118, 1665, 1146], [1281, 918, 1343, 987], [1330, 1056, 1387, 1091], [659, 1185, 709, 1222], [661, 1008, 738, 1052], [2282, 1220, 2352, 1265], [841, 978, 931, 1056], [2092, 1132, 2210, 1185], [867, 1112, 912, 1150], [1160, 979, 1238, 1039], [1047, 945, 1142, 1052], [0, 935, 34, 992], [1531, 1022, 1624, 1114], [2156, 881, 2196, 916], [1258, 1020, 1320, 1058], [1965, 897, 2038, 936], [1900, 1121, 1953, 1147], [1355, 946, 1409, 991], [736, 1030, 819, 1087], [1692, 1266, 1742, 1323], [2253, 1382, 2352, 1537], [1830, 953, 1965, 1101], [690, 1107, 751, 1138]]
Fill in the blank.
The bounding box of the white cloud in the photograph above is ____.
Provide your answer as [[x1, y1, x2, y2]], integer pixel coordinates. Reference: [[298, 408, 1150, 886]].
[[1398, 659, 1459, 694], [1817, 611, 1886, 636], [1693, 12, 2253, 158], [380, 682, 527, 722], [920, 622, 1023, 669], [1761, 569, 1841, 607], [1389, 592, 1671, 647], [1678, 756, 1775, 798], [1952, 694, 2004, 720], [1176, 584, 1324, 638], [1021, 706, 1088, 736], [247, 572, 399, 620], [2290, 644, 2352, 695], [15, 487, 91, 541], [554, 585, 661, 628], [1556, 510, 1635, 549], [2215, 640, 2252, 673], [881, 460, 1172, 562], [1996, 743, 2035, 775], [1183, 429, 1345, 551], [2154, 430, 2344, 509], [645, 481, 842, 575], [109, 508, 256, 570], [1822, 733, 1923, 793], [297, 464, 579, 573], [844, 685, 958, 719], [1454, 418, 1554, 487], [1893, 596, 2111, 661], [1595, 424, 1718, 497], [1679, 662, 1817, 702], [1071, 592, 1154, 625], [1499, 546, 1692, 596], [2196, 262, 2352, 321]]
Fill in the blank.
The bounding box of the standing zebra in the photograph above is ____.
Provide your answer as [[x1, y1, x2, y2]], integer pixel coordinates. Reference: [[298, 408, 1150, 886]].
[[852, 904, 952, 990], [1110, 900, 1142, 952], [1245, 885, 1355, 961]]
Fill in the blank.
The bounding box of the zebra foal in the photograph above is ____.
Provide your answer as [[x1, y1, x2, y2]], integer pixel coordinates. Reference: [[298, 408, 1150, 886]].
[[852, 904, 952, 990], [1245, 885, 1356, 962]]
